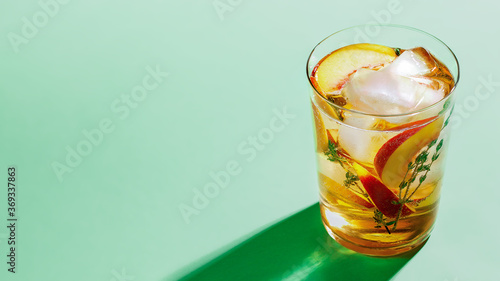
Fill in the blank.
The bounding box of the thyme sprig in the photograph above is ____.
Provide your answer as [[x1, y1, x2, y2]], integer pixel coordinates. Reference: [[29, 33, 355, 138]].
[[373, 209, 395, 234], [325, 140, 348, 165], [325, 140, 370, 200], [323, 136, 443, 234], [390, 138, 443, 231]]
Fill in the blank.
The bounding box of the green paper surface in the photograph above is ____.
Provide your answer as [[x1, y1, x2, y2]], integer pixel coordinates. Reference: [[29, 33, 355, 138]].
[[174, 203, 417, 281], [1, 0, 499, 280]]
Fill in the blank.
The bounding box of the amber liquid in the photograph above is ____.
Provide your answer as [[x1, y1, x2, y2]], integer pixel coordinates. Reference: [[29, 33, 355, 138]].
[[310, 47, 454, 256], [312, 103, 450, 255]]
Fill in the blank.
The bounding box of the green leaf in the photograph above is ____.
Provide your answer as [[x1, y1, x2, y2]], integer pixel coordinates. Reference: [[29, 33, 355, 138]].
[[442, 104, 455, 129], [419, 174, 427, 183], [416, 153, 423, 162], [325, 140, 346, 163], [400, 181, 408, 189], [416, 151, 429, 163], [444, 116, 451, 128], [432, 153, 441, 161], [439, 99, 451, 115], [437, 139, 444, 151], [428, 139, 437, 148], [422, 152, 429, 162], [386, 221, 396, 226]]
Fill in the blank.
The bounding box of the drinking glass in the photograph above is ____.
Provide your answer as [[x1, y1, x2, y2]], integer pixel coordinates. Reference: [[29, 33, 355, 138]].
[[307, 25, 459, 256]]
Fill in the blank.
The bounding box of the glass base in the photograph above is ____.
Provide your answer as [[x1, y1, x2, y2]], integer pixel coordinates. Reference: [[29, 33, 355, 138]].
[[324, 224, 430, 257]]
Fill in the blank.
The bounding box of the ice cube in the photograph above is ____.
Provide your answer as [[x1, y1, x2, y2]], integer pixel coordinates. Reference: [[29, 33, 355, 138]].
[[338, 118, 393, 164], [341, 48, 446, 115], [388, 48, 437, 77]]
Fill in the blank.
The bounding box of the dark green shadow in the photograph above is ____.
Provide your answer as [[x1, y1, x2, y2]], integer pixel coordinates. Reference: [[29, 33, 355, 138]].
[[171, 203, 421, 281]]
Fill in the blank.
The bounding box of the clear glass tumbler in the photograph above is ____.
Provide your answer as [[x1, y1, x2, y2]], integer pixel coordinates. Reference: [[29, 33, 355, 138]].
[[307, 25, 459, 256]]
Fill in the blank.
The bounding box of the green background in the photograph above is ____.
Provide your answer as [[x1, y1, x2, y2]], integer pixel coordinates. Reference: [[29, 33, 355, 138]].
[[1, 0, 499, 280]]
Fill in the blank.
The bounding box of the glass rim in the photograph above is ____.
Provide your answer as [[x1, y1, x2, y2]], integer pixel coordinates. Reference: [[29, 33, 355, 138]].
[[306, 24, 460, 118]]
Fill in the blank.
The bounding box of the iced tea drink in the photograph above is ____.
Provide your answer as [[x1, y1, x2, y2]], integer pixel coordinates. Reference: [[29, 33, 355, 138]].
[[307, 26, 459, 256]]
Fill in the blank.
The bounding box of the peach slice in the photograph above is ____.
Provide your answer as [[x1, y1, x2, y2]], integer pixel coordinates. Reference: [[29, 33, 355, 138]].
[[317, 153, 374, 209], [311, 82, 344, 121], [312, 43, 397, 95], [374, 117, 444, 189], [352, 163, 414, 218], [318, 173, 374, 209], [311, 102, 329, 152]]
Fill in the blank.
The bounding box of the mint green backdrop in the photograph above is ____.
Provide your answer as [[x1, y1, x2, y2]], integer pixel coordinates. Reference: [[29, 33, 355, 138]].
[[1, 0, 499, 280]]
